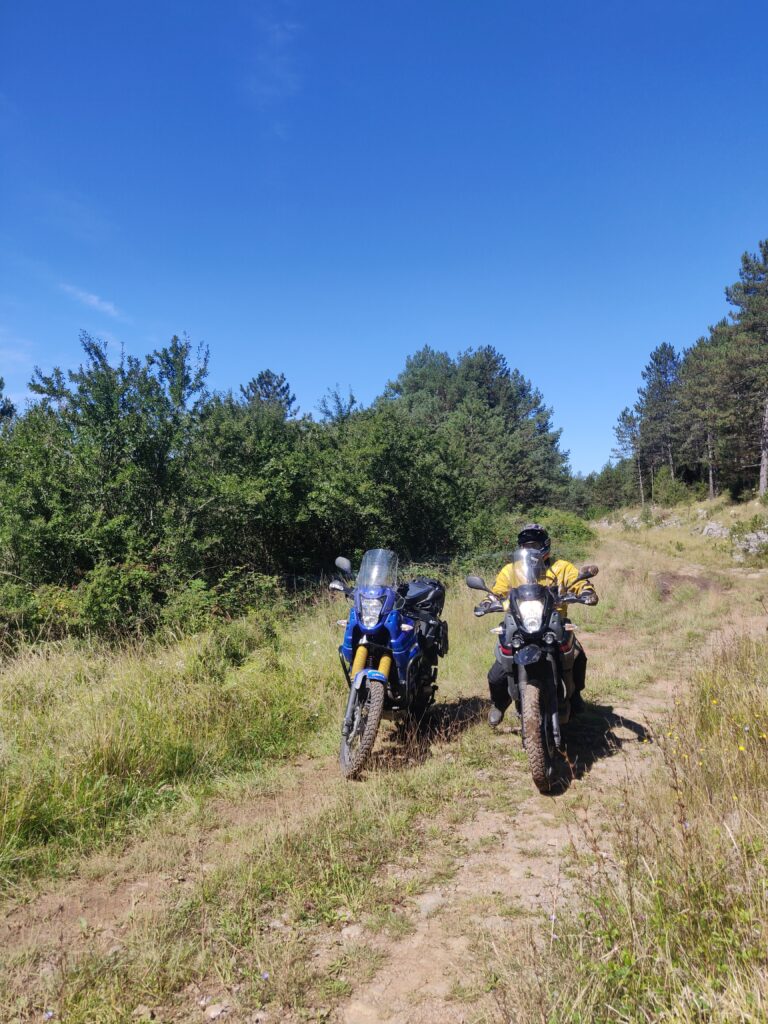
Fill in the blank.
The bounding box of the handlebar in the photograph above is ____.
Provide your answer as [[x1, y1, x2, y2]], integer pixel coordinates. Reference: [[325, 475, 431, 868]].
[[474, 591, 594, 614], [474, 600, 503, 616]]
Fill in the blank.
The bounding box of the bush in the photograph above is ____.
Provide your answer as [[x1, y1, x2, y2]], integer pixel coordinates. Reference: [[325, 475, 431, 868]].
[[79, 562, 159, 636], [652, 466, 692, 506], [531, 508, 597, 562], [213, 568, 283, 619], [160, 578, 215, 633], [460, 508, 596, 565]]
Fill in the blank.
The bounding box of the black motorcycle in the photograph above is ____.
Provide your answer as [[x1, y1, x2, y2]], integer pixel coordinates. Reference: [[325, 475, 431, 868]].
[[466, 547, 598, 792]]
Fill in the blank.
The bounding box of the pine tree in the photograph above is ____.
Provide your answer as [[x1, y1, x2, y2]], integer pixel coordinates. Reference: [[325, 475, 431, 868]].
[[240, 369, 297, 418], [0, 377, 15, 423], [613, 408, 645, 504], [725, 240, 768, 495], [677, 326, 731, 498], [634, 343, 681, 483]]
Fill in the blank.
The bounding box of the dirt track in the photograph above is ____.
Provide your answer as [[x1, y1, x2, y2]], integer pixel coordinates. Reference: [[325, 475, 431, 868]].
[[2, 531, 766, 1023]]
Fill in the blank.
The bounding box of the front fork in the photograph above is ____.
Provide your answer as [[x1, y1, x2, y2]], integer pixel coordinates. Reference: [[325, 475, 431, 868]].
[[341, 647, 392, 737]]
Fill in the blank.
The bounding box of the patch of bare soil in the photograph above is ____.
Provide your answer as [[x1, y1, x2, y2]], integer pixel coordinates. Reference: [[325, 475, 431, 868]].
[[654, 571, 714, 601], [0, 758, 338, 961]]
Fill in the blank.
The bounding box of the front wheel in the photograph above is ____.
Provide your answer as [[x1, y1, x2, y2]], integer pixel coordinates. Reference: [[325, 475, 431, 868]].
[[521, 678, 559, 793], [339, 681, 385, 779]]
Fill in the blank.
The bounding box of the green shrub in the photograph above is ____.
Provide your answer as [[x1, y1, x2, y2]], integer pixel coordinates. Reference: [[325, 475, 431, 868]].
[[160, 578, 214, 633], [79, 562, 159, 636], [460, 508, 595, 564], [213, 568, 283, 619], [652, 466, 692, 506], [531, 508, 596, 562], [32, 584, 83, 636]]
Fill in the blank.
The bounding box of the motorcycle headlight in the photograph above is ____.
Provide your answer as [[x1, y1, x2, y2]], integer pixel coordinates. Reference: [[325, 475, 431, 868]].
[[518, 598, 544, 633], [360, 597, 384, 628]]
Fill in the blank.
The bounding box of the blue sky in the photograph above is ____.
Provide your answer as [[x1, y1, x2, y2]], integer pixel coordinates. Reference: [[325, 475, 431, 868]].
[[2, 0, 767, 474]]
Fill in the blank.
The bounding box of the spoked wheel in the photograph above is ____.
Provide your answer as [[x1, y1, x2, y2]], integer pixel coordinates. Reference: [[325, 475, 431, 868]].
[[521, 675, 560, 794], [339, 681, 385, 779]]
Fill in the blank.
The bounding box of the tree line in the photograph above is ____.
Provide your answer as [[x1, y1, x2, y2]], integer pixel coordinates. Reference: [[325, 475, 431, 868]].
[[0, 341, 572, 639], [579, 239, 768, 510]]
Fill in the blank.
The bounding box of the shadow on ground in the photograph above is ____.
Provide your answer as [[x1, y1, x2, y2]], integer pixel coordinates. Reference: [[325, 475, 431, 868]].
[[366, 694, 487, 772], [559, 702, 650, 788]]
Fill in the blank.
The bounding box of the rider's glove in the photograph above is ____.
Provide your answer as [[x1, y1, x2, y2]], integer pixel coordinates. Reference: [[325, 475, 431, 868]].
[[474, 601, 490, 617], [581, 589, 598, 606]]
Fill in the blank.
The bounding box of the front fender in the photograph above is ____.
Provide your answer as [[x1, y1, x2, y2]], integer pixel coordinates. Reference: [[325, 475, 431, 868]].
[[354, 668, 388, 690]]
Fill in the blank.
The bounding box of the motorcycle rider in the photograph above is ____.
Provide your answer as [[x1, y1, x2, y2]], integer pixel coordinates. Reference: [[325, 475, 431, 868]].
[[483, 523, 598, 727]]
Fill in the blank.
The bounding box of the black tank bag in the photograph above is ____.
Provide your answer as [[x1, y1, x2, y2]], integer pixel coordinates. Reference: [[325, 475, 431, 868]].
[[403, 577, 449, 656]]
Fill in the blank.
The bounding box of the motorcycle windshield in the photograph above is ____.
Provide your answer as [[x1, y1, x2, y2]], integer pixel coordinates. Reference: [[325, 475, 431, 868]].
[[508, 547, 556, 588], [357, 548, 399, 589]]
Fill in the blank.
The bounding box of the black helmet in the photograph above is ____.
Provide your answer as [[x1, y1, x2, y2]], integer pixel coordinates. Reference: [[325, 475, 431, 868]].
[[517, 523, 551, 556]]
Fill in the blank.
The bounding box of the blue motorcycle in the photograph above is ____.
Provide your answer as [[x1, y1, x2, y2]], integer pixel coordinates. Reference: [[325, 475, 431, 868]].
[[330, 548, 448, 779]]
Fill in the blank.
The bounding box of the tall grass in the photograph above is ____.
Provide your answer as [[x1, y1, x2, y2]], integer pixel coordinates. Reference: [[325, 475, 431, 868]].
[[502, 637, 768, 1023], [0, 564, 492, 889], [0, 603, 344, 884]]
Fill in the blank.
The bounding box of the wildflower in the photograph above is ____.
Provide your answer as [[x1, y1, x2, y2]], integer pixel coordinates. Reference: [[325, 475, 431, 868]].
[[262, 972, 270, 981], [738, 745, 746, 752], [711, 699, 718, 705]]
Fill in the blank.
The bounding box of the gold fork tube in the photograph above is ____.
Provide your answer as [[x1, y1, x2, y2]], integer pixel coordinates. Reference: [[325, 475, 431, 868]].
[[351, 645, 368, 676], [377, 654, 393, 681]]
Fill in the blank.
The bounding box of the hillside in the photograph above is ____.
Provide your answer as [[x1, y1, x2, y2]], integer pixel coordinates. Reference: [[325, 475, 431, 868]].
[[1, 507, 767, 1022]]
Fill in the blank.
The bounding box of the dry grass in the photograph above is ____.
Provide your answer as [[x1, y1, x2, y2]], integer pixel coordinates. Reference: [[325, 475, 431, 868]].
[[4, 511, 766, 1022], [530, 639, 768, 1024]]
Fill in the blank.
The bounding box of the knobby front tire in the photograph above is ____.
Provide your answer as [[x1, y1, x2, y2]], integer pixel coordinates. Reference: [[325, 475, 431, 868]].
[[339, 681, 385, 780], [521, 680, 557, 793]]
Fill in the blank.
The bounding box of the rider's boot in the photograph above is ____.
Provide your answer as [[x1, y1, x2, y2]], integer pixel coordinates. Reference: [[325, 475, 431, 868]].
[[488, 705, 505, 727]]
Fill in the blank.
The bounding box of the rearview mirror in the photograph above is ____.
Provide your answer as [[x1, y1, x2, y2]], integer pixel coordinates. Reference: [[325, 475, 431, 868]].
[[335, 556, 352, 576], [329, 580, 345, 593], [466, 574, 489, 592]]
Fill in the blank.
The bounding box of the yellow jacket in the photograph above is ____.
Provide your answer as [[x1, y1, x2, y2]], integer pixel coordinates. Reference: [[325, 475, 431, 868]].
[[491, 557, 594, 618]]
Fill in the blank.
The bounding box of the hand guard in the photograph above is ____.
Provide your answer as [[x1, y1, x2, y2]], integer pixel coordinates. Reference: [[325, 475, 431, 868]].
[[581, 590, 598, 606], [474, 602, 490, 617]]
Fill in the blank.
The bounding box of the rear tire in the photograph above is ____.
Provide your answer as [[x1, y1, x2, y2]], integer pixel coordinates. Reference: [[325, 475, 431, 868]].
[[339, 681, 385, 779], [521, 680, 558, 793]]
